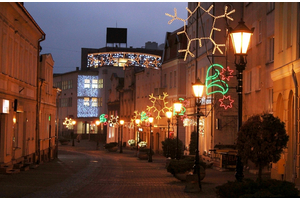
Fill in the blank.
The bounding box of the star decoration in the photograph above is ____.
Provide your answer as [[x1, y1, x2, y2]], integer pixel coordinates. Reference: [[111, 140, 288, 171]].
[[108, 115, 119, 126], [220, 66, 234, 81], [219, 95, 234, 110]]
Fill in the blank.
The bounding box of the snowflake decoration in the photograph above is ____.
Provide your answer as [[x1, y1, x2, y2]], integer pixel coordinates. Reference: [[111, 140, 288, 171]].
[[220, 66, 234, 81], [219, 95, 234, 110], [130, 111, 140, 128], [166, 3, 235, 60], [63, 117, 75, 129], [108, 115, 119, 126], [147, 92, 172, 120]]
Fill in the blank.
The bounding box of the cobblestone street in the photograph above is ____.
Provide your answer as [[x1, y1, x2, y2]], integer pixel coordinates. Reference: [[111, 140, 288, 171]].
[[0, 139, 264, 198]]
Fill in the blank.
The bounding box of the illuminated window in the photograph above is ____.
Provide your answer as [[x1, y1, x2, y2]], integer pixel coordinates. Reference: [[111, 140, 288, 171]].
[[84, 79, 90, 88], [84, 97, 90, 106], [92, 98, 98, 107], [99, 79, 104, 88], [68, 80, 73, 89], [92, 79, 98, 88]]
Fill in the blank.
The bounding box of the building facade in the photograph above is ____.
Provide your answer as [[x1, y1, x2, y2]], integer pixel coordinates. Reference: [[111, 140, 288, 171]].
[[0, 3, 56, 171]]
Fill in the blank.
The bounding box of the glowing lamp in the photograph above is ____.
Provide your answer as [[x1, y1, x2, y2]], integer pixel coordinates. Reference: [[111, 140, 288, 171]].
[[72, 120, 76, 125], [135, 119, 140, 125], [13, 117, 16, 124], [173, 101, 182, 114], [148, 117, 154, 124], [120, 120, 124, 125], [192, 78, 205, 98], [230, 19, 254, 55], [95, 120, 100, 126], [166, 111, 172, 119]]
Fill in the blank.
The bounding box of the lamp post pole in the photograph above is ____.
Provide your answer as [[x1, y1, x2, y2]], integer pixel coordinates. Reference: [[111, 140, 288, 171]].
[[166, 111, 172, 158], [173, 102, 182, 160], [229, 19, 254, 182], [148, 117, 154, 162], [120, 120, 124, 153], [135, 119, 140, 153], [192, 78, 205, 190]]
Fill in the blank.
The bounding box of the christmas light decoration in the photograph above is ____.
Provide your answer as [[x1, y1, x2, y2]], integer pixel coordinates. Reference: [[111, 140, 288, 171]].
[[172, 98, 187, 117], [219, 95, 234, 110], [63, 117, 76, 129], [99, 114, 108, 125], [166, 3, 235, 60], [108, 115, 119, 126], [147, 92, 172, 120], [206, 64, 229, 96], [87, 52, 162, 69], [220, 66, 234, 81], [130, 111, 140, 128]]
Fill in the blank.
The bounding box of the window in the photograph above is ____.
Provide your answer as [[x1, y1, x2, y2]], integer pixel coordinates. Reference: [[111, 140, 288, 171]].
[[258, 20, 262, 44], [245, 70, 252, 93], [92, 79, 98, 88], [99, 79, 104, 88], [67, 80, 73, 89], [268, 88, 273, 113], [84, 97, 89, 106], [98, 97, 103, 107], [91, 98, 98, 107], [269, 37, 274, 62], [174, 71, 177, 88], [254, 66, 261, 91], [84, 79, 90, 88], [170, 72, 172, 88]]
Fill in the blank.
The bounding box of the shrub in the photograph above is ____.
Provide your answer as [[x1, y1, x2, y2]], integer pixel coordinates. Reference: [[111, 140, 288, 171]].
[[216, 179, 299, 198], [138, 141, 147, 148], [128, 139, 135, 146], [167, 156, 206, 175], [161, 138, 183, 159], [104, 142, 118, 149], [139, 147, 154, 156]]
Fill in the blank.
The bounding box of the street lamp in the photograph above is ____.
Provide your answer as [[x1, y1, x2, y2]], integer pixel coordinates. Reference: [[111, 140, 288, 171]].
[[148, 117, 154, 162], [192, 78, 205, 190], [120, 120, 124, 153], [71, 120, 76, 146], [173, 101, 182, 160], [135, 118, 140, 152], [166, 111, 172, 158], [229, 18, 254, 182]]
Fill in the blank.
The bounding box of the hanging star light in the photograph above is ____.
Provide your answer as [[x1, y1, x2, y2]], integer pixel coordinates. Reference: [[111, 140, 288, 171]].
[[63, 117, 75, 129], [219, 95, 235, 110], [166, 3, 235, 60], [220, 66, 234, 81], [108, 115, 119, 126], [147, 92, 172, 120]]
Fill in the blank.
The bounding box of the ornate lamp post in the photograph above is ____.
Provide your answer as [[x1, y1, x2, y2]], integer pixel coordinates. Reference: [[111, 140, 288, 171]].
[[119, 120, 124, 153], [148, 117, 154, 162], [229, 19, 254, 182], [192, 78, 205, 190], [173, 101, 182, 160], [166, 111, 172, 158], [135, 118, 140, 152]]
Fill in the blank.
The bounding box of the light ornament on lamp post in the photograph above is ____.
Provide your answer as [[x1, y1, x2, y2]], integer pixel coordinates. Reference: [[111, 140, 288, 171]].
[[229, 18, 254, 182], [148, 117, 154, 162], [120, 120, 124, 153], [166, 111, 172, 158], [173, 101, 182, 160], [192, 78, 205, 190]]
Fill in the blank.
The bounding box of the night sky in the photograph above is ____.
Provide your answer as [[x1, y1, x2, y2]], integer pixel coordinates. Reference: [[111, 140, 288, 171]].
[[25, 2, 188, 74]]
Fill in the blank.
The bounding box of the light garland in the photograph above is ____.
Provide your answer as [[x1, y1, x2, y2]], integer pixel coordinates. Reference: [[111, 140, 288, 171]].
[[205, 64, 229, 96], [99, 114, 108, 125], [220, 66, 234, 81], [166, 3, 235, 60], [108, 115, 119, 126], [219, 95, 234, 110]]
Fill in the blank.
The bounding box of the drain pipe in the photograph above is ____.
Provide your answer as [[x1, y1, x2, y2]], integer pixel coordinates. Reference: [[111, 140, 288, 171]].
[[292, 68, 298, 183]]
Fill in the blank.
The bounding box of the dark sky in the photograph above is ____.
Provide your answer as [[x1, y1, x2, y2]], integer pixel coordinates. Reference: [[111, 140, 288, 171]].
[[25, 2, 188, 74]]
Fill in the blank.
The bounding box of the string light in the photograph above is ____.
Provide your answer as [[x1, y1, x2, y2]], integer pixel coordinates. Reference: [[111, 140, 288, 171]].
[[220, 66, 234, 81], [147, 92, 172, 120], [205, 64, 229, 96]]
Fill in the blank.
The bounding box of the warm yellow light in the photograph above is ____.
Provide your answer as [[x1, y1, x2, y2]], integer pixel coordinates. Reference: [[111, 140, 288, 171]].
[[148, 117, 154, 123], [166, 111, 172, 119], [72, 120, 76, 125], [95, 120, 100, 126], [120, 120, 124, 125], [230, 19, 254, 55], [135, 119, 140, 124], [192, 78, 205, 98], [173, 101, 182, 114], [13, 117, 16, 124]]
